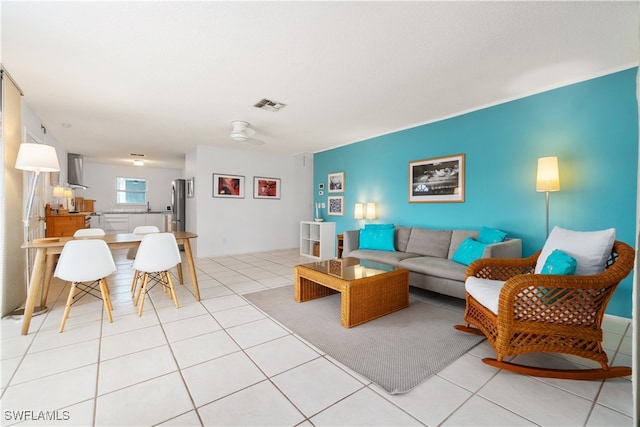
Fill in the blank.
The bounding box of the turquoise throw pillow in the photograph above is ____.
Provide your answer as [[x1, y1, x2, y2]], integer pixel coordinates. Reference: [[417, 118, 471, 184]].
[[359, 226, 395, 251], [541, 249, 577, 275], [452, 237, 488, 266], [477, 226, 507, 244], [364, 223, 394, 230]]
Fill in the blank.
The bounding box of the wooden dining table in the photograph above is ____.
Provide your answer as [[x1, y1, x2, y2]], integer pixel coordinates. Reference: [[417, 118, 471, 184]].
[[19, 231, 199, 335]]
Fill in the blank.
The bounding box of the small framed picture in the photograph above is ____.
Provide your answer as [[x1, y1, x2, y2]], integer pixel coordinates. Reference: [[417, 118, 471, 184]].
[[187, 177, 195, 198], [213, 173, 245, 198], [318, 183, 325, 190], [49, 171, 60, 187], [328, 172, 344, 193], [253, 176, 281, 199], [327, 195, 344, 216], [409, 154, 465, 203]]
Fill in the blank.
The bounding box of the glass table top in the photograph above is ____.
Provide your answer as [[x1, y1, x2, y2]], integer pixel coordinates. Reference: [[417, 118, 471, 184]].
[[298, 257, 396, 280]]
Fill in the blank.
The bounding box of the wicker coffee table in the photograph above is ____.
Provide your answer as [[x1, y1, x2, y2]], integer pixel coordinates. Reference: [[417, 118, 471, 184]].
[[294, 257, 409, 328]]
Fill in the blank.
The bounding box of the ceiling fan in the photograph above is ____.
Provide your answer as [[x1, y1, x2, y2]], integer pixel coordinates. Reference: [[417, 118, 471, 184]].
[[230, 121, 265, 145]]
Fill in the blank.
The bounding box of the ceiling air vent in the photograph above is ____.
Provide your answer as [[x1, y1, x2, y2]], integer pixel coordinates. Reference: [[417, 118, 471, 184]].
[[254, 98, 286, 112]]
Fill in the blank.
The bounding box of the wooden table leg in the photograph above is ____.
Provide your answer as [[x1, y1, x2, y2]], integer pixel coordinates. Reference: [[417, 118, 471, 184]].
[[176, 263, 184, 285], [40, 254, 56, 308], [21, 248, 46, 335], [181, 239, 200, 301]]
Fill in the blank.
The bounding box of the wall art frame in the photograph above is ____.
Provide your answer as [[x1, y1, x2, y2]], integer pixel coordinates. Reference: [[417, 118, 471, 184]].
[[253, 176, 281, 199], [409, 153, 465, 203], [327, 195, 344, 216], [327, 172, 345, 193], [213, 173, 245, 198]]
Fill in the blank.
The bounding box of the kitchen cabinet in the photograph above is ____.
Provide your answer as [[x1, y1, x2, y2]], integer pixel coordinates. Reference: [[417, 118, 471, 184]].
[[102, 213, 167, 233], [103, 214, 129, 234], [300, 221, 335, 260], [45, 214, 90, 237], [128, 213, 166, 232], [145, 213, 166, 231], [89, 214, 103, 229]]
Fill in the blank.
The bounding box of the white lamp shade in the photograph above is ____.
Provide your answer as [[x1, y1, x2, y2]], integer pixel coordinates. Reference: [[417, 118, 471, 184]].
[[15, 143, 60, 172], [536, 156, 560, 192], [52, 186, 65, 197], [365, 202, 376, 220], [354, 203, 364, 220]]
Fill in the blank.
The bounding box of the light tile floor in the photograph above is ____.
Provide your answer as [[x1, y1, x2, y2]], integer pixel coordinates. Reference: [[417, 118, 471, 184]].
[[0, 248, 634, 426]]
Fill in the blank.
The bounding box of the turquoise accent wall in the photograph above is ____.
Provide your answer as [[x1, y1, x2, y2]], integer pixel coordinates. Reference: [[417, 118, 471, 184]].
[[314, 68, 638, 318]]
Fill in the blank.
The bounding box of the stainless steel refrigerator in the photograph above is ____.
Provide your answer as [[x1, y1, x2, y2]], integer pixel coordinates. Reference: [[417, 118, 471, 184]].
[[170, 179, 186, 232]]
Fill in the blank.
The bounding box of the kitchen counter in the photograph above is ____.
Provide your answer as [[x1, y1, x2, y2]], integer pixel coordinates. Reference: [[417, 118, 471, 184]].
[[101, 211, 167, 214]]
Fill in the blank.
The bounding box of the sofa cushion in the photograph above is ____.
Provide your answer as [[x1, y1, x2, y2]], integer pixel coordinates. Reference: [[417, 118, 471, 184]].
[[405, 228, 452, 259], [477, 227, 507, 244], [359, 224, 396, 251], [448, 230, 479, 259], [452, 237, 488, 266], [534, 226, 615, 276], [350, 249, 419, 268], [465, 276, 504, 315], [399, 256, 468, 282], [395, 227, 412, 252]]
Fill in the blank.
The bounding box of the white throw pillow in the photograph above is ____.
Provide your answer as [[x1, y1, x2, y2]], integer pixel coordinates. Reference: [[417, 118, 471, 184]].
[[534, 226, 615, 276]]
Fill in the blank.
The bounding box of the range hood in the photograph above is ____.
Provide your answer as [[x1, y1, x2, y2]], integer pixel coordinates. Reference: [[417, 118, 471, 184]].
[[67, 153, 88, 189]]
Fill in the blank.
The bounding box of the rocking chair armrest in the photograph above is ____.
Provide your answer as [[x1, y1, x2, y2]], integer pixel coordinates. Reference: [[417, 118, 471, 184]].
[[466, 251, 540, 281], [497, 270, 628, 326]]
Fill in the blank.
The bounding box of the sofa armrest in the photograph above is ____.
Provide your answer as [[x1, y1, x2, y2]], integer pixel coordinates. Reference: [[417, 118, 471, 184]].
[[342, 230, 360, 257], [482, 238, 522, 259]]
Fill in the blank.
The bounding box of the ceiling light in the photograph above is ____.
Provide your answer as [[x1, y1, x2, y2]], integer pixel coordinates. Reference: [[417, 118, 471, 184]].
[[133, 160, 144, 166]]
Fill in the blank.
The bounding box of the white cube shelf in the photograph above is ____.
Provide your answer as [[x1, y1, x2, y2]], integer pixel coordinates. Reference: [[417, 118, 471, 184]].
[[300, 221, 336, 260]]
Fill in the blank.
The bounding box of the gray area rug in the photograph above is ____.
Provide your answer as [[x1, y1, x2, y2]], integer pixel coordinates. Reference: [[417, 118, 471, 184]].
[[244, 285, 485, 394]]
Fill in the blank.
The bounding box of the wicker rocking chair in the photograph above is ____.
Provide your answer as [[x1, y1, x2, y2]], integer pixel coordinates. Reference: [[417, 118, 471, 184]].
[[455, 240, 635, 380]]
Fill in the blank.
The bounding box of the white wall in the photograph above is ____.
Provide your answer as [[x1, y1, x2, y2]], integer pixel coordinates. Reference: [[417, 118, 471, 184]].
[[80, 162, 183, 213], [193, 145, 313, 257]]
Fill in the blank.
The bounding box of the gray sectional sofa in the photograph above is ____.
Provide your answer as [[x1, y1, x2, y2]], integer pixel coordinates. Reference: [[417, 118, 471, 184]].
[[342, 226, 522, 299]]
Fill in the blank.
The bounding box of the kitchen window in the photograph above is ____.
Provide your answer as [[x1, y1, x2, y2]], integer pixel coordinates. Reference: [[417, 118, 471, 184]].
[[116, 177, 147, 205]]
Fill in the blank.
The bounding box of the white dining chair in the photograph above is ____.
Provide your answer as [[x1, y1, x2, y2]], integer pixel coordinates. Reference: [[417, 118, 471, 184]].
[[73, 228, 106, 237], [129, 225, 160, 294], [54, 239, 116, 332], [133, 232, 181, 316]]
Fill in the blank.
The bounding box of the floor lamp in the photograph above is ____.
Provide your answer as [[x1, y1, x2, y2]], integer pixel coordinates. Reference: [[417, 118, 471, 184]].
[[13, 143, 60, 315], [536, 156, 560, 238]]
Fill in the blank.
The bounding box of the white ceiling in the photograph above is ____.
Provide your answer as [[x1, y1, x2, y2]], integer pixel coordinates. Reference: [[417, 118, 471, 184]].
[[2, 1, 638, 169]]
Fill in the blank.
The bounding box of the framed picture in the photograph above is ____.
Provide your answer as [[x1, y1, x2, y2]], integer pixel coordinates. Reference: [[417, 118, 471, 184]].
[[187, 177, 195, 198], [49, 171, 60, 187], [409, 154, 465, 203], [328, 172, 344, 192], [253, 176, 281, 199], [327, 195, 344, 216], [213, 173, 245, 198]]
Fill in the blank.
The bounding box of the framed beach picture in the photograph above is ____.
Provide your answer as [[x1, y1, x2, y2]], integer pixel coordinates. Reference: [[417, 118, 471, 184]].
[[327, 172, 344, 193], [327, 195, 344, 216], [409, 154, 465, 203], [253, 176, 281, 199], [213, 173, 245, 198]]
